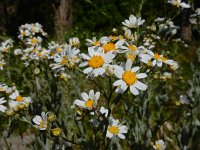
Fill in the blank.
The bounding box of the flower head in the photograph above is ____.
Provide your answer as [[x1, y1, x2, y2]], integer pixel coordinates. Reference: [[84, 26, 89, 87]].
[[33, 112, 48, 130], [153, 139, 166, 150], [113, 60, 147, 95], [106, 118, 128, 139], [79, 47, 115, 77], [122, 14, 145, 29], [74, 90, 100, 110]]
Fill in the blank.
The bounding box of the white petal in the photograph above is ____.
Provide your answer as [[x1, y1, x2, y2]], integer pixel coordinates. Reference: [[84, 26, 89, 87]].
[[114, 65, 123, 78], [131, 66, 140, 72], [136, 73, 147, 79], [74, 100, 85, 107], [130, 86, 139, 95], [106, 131, 113, 138], [113, 80, 124, 86], [126, 59, 132, 70], [180, 2, 190, 8], [89, 90, 94, 98], [135, 81, 147, 91], [95, 92, 100, 100], [83, 67, 93, 74], [81, 93, 89, 101], [88, 47, 95, 57], [33, 116, 42, 125], [118, 133, 125, 139], [81, 53, 90, 60], [79, 62, 88, 67], [0, 105, 7, 112]]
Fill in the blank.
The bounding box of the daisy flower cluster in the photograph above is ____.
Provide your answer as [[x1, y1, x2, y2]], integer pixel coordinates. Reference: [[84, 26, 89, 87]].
[[14, 23, 81, 79], [14, 23, 49, 65], [79, 14, 178, 96], [49, 40, 80, 76], [190, 8, 200, 25], [0, 82, 32, 115], [73, 90, 128, 139], [0, 39, 13, 70]]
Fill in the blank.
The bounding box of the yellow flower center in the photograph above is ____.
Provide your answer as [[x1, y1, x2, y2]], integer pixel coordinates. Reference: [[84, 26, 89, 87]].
[[0, 87, 5, 91], [154, 53, 160, 60], [155, 143, 162, 150], [31, 38, 38, 45], [108, 126, 119, 134], [103, 43, 116, 53], [16, 95, 24, 102], [2, 48, 8, 52], [128, 53, 135, 61], [0, 63, 3, 67], [39, 121, 47, 129], [92, 41, 100, 46], [88, 55, 104, 68], [122, 71, 137, 86], [56, 47, 62, 53], [128, 45, 137, 51], [37, 52, 42, 57], [61, 56, 67, 65], [85, 99, 95, 108], [109, 35, 118, 41]]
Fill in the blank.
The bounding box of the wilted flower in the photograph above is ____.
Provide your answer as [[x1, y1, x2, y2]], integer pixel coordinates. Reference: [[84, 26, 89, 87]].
[[52, 128, 62, 136]]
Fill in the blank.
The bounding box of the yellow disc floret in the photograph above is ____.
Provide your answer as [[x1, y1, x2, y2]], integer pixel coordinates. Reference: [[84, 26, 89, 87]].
[[103, 43, 115, 53], [122, 71, 137, 86], [108, 126, 119, 134], [61, 56, 67, 65], [16, 95, 24, 102], [128, 45, 137, 51], [85, 99, 95, 108], [155, 143, 162, 150], [88, 55, 104, 68]]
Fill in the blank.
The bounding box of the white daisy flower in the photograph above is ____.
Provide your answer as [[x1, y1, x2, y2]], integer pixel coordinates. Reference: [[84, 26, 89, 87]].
[[153, 139, 166, 150], [102, 39, 126, 54], [113, 60, 147, 95], [79, 47, 115, 77], [167, 0, 190, 8], [0, 97, 7, 112], [0, 39, 13, 53], [74, 90, 100, 110], [51, 44, 80, 70], [26, 36, 42, 46], [106, 118, 127, 139], [86, 36, 110, 47], [9, 90, 32, 107], [146, 51, 169, 67], [33, 112, 48, 130], [122, 14, 145, 29]]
